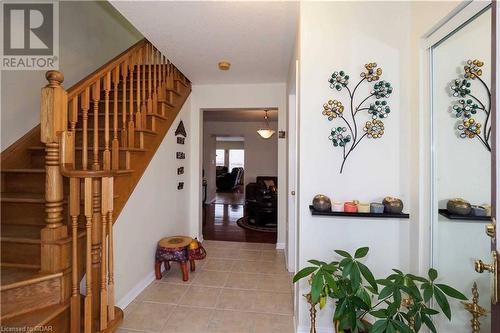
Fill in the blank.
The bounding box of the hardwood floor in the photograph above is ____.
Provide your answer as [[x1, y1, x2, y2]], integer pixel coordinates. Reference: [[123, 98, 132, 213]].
[[202, 204, 277, 244]]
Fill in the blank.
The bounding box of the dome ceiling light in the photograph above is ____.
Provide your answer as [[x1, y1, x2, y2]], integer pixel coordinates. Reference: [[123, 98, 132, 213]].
[[257, 110, 275, 139]]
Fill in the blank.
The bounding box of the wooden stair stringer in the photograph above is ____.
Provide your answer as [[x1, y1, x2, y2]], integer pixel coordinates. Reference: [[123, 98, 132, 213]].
[[112, 85, 191, 222]]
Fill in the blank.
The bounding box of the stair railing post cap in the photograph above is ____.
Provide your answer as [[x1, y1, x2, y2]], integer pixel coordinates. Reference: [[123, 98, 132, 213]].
[[45, 70, 64, 87]]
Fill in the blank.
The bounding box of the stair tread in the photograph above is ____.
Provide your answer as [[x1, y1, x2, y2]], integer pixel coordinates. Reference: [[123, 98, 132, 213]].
[[0, 301, 69, 329], [1, 192, 45, 203], [1, 168, 45, 174], [1, 225, 42, 241]]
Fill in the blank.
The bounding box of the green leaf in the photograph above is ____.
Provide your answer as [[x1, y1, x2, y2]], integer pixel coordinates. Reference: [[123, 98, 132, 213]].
[[350, 263, 361, 288], [342, 261, 354, 278], [308, 259, 327, 266], [358, 262, 378, 292], [422, 307, 440, 315], [376, 279, 392, 286], [324, 272, 340, 294], [436, 283, 468, 300], [354, 247, 369, 259], [428, 268, 438, 281], [311, 271, 324, 304], [335, 249, 353, 258], [293, 266, 317, 283], [391, 319, 413, 333], [434, 287, 451, 320], [378, 285, 394, 299], [355, 287, 372, 308], [322, 263, 338, 273], [371, 320, 387, 333], [422, 314, 437, 333], [392, 268, 403, 275], [422, 283, 433, 302], [406, 273, 428, 283], [370, 309, 387, 318], [386, 322, 396, 333]]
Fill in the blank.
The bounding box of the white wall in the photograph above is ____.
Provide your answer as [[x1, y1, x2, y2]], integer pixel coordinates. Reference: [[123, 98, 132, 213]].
[[114, 96, 193, 307], [296, 2, 411, 330], [1, 1, 142, 151], [189, 83, 287, 245], [203, 120, 278, 203]]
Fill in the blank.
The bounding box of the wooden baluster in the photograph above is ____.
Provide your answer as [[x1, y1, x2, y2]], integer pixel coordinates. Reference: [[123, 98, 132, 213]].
[[141, 46, 147, 129], [100, 178, 110, 329], [91, 79, 101, 170], [152, 47, 158, 115], [106, 177, 115, 321], [70, 177, 81, 333], [103, 72, 111, 170], [81, 88, 90, 170], [84, 177, 93, 333], [120, 60, 128, 147], [135, 48, 142, 130], [128, 54, 135, 148], [65, 96, 78, 168], [112, 67, 120, 170], [40, 71, 68, 273], [91, 176, 102, 331], [147, 44, 153, 114]]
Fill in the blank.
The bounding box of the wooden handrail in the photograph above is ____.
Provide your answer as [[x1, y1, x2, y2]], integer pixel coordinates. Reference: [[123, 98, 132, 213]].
[[67, 38, 147, 99]]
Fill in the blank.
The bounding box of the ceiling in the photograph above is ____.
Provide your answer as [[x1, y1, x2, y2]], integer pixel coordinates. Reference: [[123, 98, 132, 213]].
[[111, 1, 299, 84], [203, 109, 277, 122]]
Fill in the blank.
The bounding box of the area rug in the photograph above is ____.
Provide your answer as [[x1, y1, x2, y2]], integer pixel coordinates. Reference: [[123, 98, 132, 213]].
[[236, 216, 277, 233]]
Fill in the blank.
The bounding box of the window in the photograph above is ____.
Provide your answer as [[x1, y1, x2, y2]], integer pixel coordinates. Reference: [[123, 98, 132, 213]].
[[215, 149, 225, 166], [229, 149, 244, 170]]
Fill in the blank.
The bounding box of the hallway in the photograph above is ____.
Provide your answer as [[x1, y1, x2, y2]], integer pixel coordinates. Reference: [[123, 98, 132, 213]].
[[117, 241, 293, 333]]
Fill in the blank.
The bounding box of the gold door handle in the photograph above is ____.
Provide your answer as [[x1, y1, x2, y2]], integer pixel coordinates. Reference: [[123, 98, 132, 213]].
[[474, 251, 498, 304], [485, 217, 496, 239]]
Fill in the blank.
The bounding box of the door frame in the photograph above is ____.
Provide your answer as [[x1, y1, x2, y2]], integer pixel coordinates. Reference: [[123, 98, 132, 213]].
[[492, 0, 499, 329]]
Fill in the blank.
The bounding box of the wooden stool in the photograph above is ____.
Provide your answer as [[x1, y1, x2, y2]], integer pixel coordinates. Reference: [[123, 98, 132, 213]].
[[155, 236, 196, 281]]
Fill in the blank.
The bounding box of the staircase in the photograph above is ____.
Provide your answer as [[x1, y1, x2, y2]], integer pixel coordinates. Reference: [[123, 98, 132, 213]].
[[0, 39, 191, 332]]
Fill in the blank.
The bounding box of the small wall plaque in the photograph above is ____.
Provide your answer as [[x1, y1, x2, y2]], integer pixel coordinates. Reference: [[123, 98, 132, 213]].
[[177, 167, 184, 175], [175, 120, 187, 137], [177, 182, 184, 190], [176, 152, 185, 159], [279, 130, 286, 139], [177, 137, 185, 144]]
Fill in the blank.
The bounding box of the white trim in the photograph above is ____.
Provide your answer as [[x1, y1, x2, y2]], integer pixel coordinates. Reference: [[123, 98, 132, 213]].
[[116, 268, 164, 309], [496, 0, 500, 250], [276, 242, 285, 250], [296, 325, 331, 333]]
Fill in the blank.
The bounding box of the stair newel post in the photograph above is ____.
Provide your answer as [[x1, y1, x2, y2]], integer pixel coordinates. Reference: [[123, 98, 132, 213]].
[[128, 54, 135, 148], [141, 45, 147, 128], [100, 177, 110, 330], [152, 47, 158, 115], [40, 70, 69, 273], [135, 48, 142, 130], [91, 79, 101, 170], [120, 60, 129, 147], [103, 72, 111, 171], [83, 177, 93, 333], [81, 88, 90, 170], [106, 177, 115, 321], [69, 177, 81, 333], [112, 67, 120, 170]]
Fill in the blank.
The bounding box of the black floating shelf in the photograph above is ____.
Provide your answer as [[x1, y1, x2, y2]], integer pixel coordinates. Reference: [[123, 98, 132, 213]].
[[438, 209, 491, 221], [309, 205, 409, 219]]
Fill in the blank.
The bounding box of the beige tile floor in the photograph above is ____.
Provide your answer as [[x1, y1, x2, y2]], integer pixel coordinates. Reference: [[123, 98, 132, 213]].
[[117, 240, 295, 333]]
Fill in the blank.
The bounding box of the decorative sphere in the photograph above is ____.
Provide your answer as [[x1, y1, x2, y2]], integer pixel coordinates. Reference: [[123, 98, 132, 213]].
[[447, 198, 472, 216], [383, 196, 404, 214], [312, 194, 332, 212]]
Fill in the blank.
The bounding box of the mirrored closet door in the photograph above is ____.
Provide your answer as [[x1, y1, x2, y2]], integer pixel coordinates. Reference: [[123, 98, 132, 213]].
[[430, 3, 497, 332]]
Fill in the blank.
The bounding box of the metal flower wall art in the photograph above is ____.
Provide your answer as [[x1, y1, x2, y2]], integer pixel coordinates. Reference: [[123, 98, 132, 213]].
[[449, 60, 491, 152], [323, 63, 394, 173]]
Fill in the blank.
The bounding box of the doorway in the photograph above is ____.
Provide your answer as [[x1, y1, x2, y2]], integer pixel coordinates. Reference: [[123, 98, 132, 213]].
[[201, 109, 279, 243]]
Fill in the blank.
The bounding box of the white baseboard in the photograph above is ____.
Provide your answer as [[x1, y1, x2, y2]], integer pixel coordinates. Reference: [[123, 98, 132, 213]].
[[116, 267, 164, 309], [276, 242, 285, 250], [296, 325, 332, 333]]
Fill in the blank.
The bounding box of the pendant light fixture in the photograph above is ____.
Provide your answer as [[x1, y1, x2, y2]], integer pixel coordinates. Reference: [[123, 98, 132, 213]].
[[257, 110, 275, 139]]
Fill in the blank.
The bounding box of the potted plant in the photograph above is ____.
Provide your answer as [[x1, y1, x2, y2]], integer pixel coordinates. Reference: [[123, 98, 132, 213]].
[[294, 247, 467, 333]]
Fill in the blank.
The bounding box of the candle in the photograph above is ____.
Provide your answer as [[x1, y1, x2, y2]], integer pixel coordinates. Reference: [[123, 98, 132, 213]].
[[370, 203, 385, 214], [357, 202, 370, 213], [344, 202, 358, 213], [332, 201, 344, 212]]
